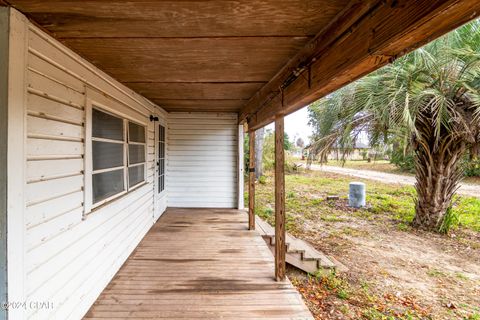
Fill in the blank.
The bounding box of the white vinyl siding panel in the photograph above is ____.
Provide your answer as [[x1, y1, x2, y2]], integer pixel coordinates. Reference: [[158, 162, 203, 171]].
[[168, 113, 238, 208], [20, 22, 167, 320]]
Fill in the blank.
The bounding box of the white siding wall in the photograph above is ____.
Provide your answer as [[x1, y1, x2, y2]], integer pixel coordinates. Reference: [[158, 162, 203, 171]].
[[15, 18, 167, 320], [168, 113, 238, 208], [7, 9, 241, 320]]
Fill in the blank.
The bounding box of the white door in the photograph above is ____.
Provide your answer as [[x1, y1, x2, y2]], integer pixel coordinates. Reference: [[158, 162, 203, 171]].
[[154, 119, 167, 220]]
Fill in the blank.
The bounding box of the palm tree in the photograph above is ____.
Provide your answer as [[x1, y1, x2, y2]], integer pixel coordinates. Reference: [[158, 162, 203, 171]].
[[308, 20, 480, 232]]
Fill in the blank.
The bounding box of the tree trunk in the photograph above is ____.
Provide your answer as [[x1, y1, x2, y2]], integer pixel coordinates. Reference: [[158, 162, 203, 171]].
[[255, 127, 265, 179], [412, 114, 466, 231]]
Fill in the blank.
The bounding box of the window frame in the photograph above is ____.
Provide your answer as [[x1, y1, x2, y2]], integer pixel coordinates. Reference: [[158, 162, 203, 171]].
[[90, 117, 128, 205], [127, 120, 147, 189], [84, 98, 148, 215]]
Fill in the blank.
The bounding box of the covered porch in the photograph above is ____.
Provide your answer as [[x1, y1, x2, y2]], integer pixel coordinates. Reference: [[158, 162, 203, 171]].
[[84, 208, 313, 320], [1, 1, 479, 319]]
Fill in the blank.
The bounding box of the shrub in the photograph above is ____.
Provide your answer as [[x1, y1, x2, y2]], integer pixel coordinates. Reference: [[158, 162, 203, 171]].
[[390, 149, 415, 173], [258, 175, 267, 184], [463, 158, 480, 177], [438, 204, 459, 234]]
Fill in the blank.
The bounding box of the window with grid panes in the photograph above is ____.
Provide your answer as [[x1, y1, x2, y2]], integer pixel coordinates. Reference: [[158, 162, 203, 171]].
[[91, 108, 146, 205]]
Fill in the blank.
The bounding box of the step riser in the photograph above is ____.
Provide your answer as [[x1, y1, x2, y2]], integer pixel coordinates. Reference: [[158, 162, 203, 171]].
[[255, 215, 345, 274], [266, 246, 318, 274], [261, 239, 335, 272]]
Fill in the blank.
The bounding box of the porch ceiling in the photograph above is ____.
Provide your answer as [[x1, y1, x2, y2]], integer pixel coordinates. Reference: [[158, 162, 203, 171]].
[[4, 0, 349, 113], [5, 0, 480, 124]]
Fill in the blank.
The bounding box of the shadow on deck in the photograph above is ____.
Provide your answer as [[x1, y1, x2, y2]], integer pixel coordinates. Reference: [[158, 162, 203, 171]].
[[84, 208, 313, 319]]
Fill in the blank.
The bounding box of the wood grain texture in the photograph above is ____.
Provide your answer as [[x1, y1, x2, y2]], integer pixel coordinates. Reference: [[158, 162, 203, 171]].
[[84, 208, 313, 319], [150, 99, 245, 113], [9, 0, 349, 38], [59, 37, 309, 83], [274, 116, 286, 282], [126, 82, 264, 100], [240, 0, 378, 123], [245, 0, 480, 129], [248, 130, 255, 231], [9, 0, 474, 115], [60, 36, 308, 112], [6, 0, 349, 113], [255, 216, 341, 274]]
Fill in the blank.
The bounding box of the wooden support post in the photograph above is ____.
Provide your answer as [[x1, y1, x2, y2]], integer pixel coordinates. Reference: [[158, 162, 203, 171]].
[[274, 116, 286, 281], [248, 130, 255, 230]]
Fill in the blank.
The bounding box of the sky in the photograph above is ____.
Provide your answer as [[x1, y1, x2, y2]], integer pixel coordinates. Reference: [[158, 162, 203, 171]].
[[265, 106, 313, 145], [264, 105, 369, 147]]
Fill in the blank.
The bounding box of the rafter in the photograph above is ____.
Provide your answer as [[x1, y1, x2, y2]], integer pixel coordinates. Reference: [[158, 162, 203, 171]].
[[241, 0, 480, 130]]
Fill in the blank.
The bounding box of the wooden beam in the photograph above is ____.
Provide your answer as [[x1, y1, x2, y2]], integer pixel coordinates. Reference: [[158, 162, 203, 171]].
[[274, 116, 286, 281], [248, 130, 255, 230], [150, 99, 245, 113], [241, 0, 480, 129], [239, 0, 376, 124]]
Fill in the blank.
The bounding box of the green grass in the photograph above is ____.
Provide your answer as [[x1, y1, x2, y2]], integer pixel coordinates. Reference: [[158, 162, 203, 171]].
[[455, 272, 469, 281], [249, 170, 480, 233], [426, 268, 447, 278], [250, 170, 479, 320], [455, 197, 480, 231], [468, 313, 480, 320]]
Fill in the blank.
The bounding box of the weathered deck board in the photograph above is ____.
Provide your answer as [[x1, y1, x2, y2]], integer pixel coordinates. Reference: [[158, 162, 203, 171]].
[[84, 208, 313, 319]]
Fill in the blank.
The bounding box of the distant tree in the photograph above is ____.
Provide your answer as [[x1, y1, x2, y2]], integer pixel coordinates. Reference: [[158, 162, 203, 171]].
[[296, 137, 305, 149], [262, 130, 275, 171], [284, 132, 293, 151], [255, 128, 265, 178], [243, 128, 266, 179], [244, 133, 249, 173], [259, 130, 296, 171]]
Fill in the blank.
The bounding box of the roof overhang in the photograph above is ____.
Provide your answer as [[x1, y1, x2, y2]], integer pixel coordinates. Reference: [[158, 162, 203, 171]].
[[3, 0, 480, 130]]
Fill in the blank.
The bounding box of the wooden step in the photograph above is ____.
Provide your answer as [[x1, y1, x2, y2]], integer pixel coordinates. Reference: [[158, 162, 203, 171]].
[[255, 215, 347, 274]]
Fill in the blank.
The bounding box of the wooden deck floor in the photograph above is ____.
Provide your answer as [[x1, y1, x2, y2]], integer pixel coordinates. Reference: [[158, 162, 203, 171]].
[[84, 208, 313, 319]]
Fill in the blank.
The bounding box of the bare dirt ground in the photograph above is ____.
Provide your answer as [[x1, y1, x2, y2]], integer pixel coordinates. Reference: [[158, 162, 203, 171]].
[[254, 171, 480, 319], [311, 164, 480, 198], [288, 206, 480, 319], [289, 199, 480, 320]]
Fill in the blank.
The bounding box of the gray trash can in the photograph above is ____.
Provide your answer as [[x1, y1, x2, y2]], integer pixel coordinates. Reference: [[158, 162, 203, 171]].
[[349, 182, 366, 208]]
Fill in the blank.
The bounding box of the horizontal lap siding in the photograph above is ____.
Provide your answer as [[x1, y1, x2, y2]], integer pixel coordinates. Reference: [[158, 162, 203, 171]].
[[168, 113, 238, 208], [24, 25, 163, 320]]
